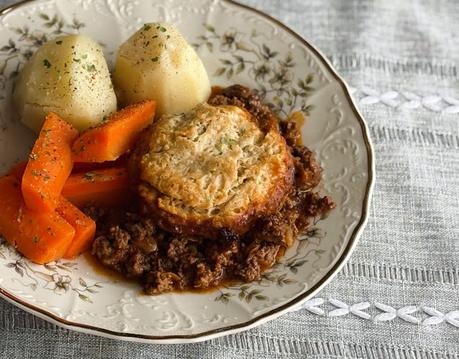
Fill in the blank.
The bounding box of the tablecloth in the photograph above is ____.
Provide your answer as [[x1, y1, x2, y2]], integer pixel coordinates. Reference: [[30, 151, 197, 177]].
[[0, 0, 458, 358]]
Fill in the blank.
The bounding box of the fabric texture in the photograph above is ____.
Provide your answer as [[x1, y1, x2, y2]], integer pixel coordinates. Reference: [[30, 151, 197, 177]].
[[0, 0, 458, 357]]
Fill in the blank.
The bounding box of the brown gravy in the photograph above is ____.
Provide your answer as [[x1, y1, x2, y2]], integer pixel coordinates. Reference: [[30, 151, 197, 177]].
[[210, 85, 223, 97], [84, 252, 129, 283]]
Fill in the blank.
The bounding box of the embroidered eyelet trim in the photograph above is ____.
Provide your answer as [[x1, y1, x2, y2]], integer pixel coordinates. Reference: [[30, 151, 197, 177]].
[[350, 87, 459, 113], [292, 298, 459, 327], [339, 262, 459, 286], [328, 53, 459, 79]]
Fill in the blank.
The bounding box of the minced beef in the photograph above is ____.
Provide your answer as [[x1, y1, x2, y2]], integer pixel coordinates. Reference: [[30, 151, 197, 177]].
[[90, 85, 335, 294]]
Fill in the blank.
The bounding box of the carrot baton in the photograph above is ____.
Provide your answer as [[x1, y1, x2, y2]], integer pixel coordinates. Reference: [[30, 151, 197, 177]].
[[0, 175, 75, 264], [62, 166, 130, 207], [72, 100, 156, 162], [5, 158, 97, 260], [72, 154, 128, 173], [56, 197, 96, 259], [22, 112, 78, 212]]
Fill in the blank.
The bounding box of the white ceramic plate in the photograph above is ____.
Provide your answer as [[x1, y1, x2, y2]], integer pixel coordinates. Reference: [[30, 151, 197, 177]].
[[0, 0, 374, 343]]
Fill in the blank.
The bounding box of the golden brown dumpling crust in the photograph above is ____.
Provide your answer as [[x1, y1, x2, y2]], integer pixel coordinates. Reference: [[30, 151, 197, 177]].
[[131, 103, 294, 238]]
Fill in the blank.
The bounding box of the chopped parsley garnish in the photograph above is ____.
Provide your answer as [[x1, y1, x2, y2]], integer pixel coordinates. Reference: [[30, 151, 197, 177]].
[[43, 59, 51, 68], [86, 64, 96, 72], [81, 54, 88, 59], [73, 58, 81, 63], [55, 40, 62, 45], [31, 169, 39, 177], [151, 56, 159, 62], [159, 26, 167, 32], [220, 137, 237, 147], [32, 235, 40, 243], [143, 24, 152, 31]]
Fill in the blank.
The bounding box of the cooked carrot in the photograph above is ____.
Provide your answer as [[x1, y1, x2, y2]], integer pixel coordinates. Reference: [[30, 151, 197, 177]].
[[22, 113, 78, 212], [56, 197, 96, 259], [72, 154, 128, 173], [0, 175, 75, 264], [62, 166, 130, 207], [6, 163, 95, 259], [72, 100, 156, 162], [7, 161, 27, 178]]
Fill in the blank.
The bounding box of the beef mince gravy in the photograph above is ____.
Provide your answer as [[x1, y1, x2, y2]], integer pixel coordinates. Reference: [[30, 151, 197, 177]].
[[89, 85, 335, 294]]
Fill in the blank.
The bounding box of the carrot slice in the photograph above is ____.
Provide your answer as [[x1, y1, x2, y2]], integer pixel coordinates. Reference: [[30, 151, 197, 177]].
[[6, 162, 95, 259], [0, 175, 75, 264], [56, 197, 96, 259], [72, 154, 128, 173], [72, 100, 156, 163], [22, 113, 78, 212], [62, 166, 130, 207]]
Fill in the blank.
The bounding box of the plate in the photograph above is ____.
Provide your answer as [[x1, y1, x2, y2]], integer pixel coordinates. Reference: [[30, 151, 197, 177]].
[[0, 0, 374, 343]]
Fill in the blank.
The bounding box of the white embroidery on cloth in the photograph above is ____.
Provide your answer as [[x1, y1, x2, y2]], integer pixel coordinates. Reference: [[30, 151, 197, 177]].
[[292, 298, 459, 327], [349, 87, 459, 113]]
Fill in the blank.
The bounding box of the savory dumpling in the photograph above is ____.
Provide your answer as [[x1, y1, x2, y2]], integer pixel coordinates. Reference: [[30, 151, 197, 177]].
[[113, 23, 210, 117], [130, 103, 295, 239], [13, 35, 117, 132]]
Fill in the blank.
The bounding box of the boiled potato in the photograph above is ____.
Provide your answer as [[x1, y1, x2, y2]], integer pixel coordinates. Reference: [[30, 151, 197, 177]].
[[113, 23, 210, 116], [14, 35, 117, 133]]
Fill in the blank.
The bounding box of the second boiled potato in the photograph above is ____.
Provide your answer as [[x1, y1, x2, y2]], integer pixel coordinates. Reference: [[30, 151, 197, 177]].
[[113, 23, 210, 117]]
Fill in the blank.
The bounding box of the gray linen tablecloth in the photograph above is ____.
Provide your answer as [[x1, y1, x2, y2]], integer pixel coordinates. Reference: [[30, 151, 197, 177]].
[[0, 0, 458, 358]]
